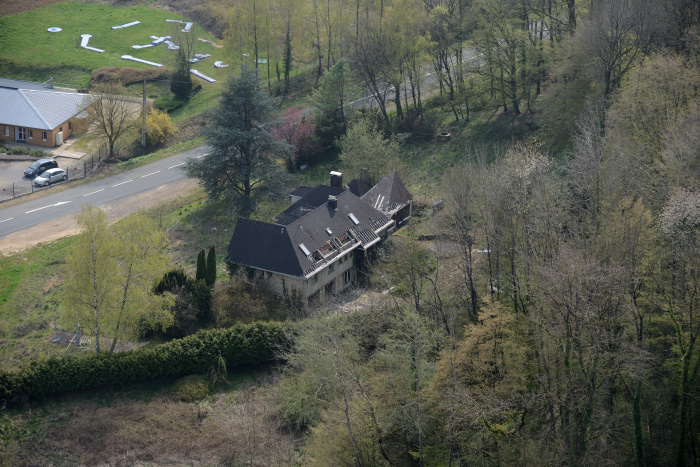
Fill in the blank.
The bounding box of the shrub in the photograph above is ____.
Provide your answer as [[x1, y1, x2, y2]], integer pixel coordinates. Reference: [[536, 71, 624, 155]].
[[145, 108, 178, 148], [9, 146, 27, 155], [90, 66, 173, 86], [172, 374, 210, 401], [154, 96, 186, 113], [8, 321, 285, 400]]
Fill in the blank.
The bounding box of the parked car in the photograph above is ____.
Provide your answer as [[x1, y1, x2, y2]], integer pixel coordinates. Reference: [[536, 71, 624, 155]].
[[33, 168, 67, 186], [24, 158, 58, 178]]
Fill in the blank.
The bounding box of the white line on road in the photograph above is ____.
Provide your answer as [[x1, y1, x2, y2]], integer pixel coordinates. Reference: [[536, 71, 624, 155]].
[[113, 180, 133, 187], [83, 189, 105, 197], [141, 171, 161, 178], [168, 162, 186, 169], [0, 218, 13, 224], [25, 201, 71, 214], [196, 153, 209, 159]]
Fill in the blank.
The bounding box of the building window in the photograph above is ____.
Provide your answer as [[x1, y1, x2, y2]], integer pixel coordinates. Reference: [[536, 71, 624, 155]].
[[68, 121, 72, 131], [28, 129, 33, 140], [328, 262, 334, 273], [311, 274, 318, 284], [4, 126, 8, 137], [343, 270, 352, 287], [42, 131, 47, 141]]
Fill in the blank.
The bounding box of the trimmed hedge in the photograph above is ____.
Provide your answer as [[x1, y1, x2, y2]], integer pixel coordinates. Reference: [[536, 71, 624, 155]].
[[0, 322, 284, 400]]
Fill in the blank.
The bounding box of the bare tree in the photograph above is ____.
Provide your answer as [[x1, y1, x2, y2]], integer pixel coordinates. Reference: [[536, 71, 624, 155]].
[[88, 82, 137, 159]]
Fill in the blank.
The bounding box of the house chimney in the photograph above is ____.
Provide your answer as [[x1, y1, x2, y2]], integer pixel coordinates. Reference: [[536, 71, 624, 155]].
[[328, 195, 338, 210], [330, 171, 343, 188]]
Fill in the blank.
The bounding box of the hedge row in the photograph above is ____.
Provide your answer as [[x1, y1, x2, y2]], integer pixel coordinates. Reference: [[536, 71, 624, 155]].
[[0, 322, 284, 400]]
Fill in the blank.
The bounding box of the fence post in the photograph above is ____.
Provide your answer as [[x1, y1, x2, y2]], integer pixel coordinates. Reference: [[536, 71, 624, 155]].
[[91, 155, 94, 172], [84, 162, 87, 177], [12, 182, 14, 198]]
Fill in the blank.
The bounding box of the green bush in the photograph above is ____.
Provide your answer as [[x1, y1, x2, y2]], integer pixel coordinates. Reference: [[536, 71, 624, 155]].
[[30, 149, 47, 157], [154, 96, 186, 113], [5, 321, 285, 400], [172, 374, 210, 402], [9, 146, 28, 155]]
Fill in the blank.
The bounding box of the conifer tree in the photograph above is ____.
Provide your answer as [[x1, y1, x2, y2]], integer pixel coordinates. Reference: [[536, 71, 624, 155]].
[[196, 249, 207, 283], [206, 246, 216, 287]]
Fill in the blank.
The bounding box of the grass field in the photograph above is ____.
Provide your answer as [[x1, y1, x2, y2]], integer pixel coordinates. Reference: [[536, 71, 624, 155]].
[[0, 0, 233, 90]]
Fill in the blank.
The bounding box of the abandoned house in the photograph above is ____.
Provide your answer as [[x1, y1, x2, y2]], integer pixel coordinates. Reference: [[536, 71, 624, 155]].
[[226, 170, 412, 307]]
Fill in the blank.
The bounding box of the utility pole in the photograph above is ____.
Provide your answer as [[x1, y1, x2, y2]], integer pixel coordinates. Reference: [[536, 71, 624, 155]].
[[142, 76, 146, 147]]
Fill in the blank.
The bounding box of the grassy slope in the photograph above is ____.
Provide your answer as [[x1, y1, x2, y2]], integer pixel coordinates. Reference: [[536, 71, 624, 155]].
[[0, 237, 75, 370], [0, 0, 230, 97]]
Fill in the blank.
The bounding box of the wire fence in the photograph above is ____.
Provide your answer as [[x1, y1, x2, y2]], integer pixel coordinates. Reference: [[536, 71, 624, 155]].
[[0, 145, 106, 203]]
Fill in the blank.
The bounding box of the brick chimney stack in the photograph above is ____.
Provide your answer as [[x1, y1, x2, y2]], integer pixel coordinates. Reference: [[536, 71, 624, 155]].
[[330, 171, 343, 189]]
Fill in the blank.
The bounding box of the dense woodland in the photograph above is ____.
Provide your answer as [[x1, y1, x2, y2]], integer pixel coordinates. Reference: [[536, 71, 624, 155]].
[[241, 0, 700, 465]]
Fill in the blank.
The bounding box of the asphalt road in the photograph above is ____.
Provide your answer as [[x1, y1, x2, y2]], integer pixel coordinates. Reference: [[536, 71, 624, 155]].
[[0, 145, 210, 239]]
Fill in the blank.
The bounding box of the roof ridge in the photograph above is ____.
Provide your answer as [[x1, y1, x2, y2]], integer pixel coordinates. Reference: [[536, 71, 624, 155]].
[[18, 89, 51, 130]]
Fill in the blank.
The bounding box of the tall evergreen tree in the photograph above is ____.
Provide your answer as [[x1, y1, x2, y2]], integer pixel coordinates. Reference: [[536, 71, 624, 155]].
[[206, 245, 216, 287], [196, 249, 207, 283], [185, 65, 292, 214]]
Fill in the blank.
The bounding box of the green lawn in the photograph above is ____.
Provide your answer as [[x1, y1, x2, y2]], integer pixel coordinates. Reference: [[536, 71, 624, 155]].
[[0, 0, 233, 91]]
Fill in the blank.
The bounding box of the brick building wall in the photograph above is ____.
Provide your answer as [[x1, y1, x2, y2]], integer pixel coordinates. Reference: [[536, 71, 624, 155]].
[[0, 119, 74, 148]]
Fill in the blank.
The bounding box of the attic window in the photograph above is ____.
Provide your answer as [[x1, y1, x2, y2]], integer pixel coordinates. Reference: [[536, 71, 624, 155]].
[[349, 213, 360, 225], [326, 228, 333, 235], [299, 243, 311, 256]]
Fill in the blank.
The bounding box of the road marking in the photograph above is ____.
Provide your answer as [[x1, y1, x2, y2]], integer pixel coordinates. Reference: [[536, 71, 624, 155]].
[[196, 153, 209, 159], [141, 171, 161, 178], [113, 179, 133, 187], [83, 189, 105, 197], [168, 162, 186, 169], [25, 201, 71, 214], [0, 218, 13, 224]]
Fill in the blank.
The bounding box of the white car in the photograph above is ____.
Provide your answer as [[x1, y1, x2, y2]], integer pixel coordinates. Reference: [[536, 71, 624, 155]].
[[34, 168, 67, 186]]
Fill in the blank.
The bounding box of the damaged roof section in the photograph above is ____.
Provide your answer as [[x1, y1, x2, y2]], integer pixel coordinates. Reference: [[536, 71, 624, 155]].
[[361, 170, 412, 216]]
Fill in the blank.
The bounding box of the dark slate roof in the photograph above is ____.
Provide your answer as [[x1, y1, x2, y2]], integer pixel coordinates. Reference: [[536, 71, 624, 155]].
[[227, 218, 305, 277], [346, 177, 372, 197], [362, 170, 412, 214], [228, 189, 393, 278], [276, 185, 345, 225], [290, 185, 314, 197]]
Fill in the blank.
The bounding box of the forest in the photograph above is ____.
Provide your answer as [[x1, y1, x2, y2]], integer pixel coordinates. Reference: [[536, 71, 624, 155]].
[[236, 0, 699, 464]]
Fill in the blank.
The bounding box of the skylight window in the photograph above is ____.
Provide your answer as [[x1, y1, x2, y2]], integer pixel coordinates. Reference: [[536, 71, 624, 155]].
[[349, 213, 360, 225], [299, 243, 311, 256], [326, 228, 333, 235]]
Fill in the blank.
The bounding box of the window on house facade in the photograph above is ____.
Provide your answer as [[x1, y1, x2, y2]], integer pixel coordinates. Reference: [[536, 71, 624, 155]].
[[328, 262, 334, 273], [343, 270, 352, 287], [42, 131, 47, 141], [68, 121, 72, 131], [4, 126, 9, 137], [311, 274, 318, 284], [28, 129, 33, 140]]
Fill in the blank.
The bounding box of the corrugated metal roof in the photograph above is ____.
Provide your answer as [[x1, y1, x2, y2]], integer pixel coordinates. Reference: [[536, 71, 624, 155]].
[[0, 88, 89, 130], [0, 77, 53, 91]]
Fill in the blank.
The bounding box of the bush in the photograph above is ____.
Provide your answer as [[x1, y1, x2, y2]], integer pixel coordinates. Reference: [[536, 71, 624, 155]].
[[90, 66, 173, 86], [5, 321, 285, 400], [145, 108, 178, 148], [172, 374, 210, 401], [9, 146, 28, 155], [154, 96, 186, 113]]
